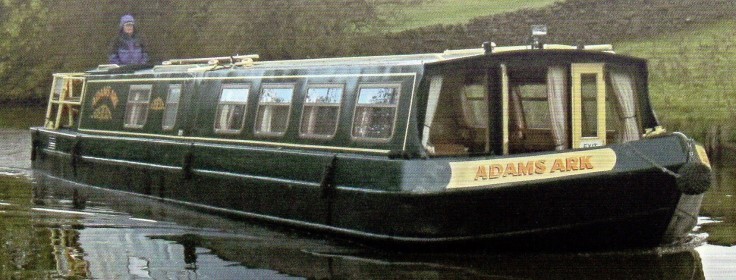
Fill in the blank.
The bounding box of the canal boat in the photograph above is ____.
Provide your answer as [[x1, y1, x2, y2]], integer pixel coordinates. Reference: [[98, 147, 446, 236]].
[[31, 40, 712, 250]]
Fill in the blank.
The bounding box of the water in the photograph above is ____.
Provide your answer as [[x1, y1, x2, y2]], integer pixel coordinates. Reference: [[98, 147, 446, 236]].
[[1, 129, 735, 279]]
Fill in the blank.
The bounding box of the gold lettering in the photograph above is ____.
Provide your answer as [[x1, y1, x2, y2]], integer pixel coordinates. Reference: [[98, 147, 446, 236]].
[[551, 159, 565, 173], [580, 156, 594, 169], [475, 166, 488, 181], [566, 157, 579, 171], [504, 163, 517, 177], [535, 160, 546, 174], [518, 161, 534, 176], [489, 164, 503, 179]]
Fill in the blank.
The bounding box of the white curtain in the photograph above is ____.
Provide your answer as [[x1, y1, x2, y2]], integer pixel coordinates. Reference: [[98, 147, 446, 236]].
[[510, 88, 525, 140], [547, 66, 568, 150], [421, 76, 443, 152], [610, 71, 640, 142], [260, 105, 273, 132]]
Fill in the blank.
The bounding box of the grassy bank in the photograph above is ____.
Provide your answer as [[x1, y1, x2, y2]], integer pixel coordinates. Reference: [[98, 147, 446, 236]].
[[0, 106, 46, 129], [377, 0, 556, 32], [614, 21, 736, 143]]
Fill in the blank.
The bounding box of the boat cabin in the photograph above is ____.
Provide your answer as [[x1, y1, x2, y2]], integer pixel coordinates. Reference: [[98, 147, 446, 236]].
[[43, 44, 658, 159]]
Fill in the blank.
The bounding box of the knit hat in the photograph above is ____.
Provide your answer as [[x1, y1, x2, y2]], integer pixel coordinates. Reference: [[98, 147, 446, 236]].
[[119, 14, 135, 27]]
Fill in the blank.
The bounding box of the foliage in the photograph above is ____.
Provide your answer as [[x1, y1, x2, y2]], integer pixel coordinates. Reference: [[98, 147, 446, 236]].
[[0, 0, 52, 104], [615, 21, 736, 142]]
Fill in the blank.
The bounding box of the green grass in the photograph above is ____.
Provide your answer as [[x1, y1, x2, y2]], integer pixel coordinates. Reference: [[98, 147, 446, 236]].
[[0, 106, 46, 129], [615, 20, 736, 142], [376, 0, 558, 32]]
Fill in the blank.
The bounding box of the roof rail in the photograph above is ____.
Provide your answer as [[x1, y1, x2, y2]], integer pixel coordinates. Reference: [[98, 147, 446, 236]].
[[443, 43, 614, 56], [162, 54, 260, 66]]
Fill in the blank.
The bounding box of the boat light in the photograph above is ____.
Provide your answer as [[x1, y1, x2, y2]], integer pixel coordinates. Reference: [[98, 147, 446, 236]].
[[531, 25, 547, 50]]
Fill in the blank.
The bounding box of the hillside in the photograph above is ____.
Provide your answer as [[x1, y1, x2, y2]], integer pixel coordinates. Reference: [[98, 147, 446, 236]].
[[615, 20, 736, 143], [373, 0, 557, 31], [2, 0, 736, 144]]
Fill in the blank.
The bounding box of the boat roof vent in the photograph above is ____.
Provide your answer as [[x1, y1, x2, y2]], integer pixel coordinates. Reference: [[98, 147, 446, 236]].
[[95, 64, 120, 71]]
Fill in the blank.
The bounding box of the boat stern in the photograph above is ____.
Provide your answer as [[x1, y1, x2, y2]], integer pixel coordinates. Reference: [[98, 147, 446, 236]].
[[660, 137, 713, 245]]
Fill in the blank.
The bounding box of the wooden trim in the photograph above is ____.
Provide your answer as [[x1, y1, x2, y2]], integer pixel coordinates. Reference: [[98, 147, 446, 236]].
[[571, 63, 606, 148], [501, 64, 509, 155]]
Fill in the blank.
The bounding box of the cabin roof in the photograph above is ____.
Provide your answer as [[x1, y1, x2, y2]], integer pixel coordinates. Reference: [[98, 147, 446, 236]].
[[86, 43, 626, 76]]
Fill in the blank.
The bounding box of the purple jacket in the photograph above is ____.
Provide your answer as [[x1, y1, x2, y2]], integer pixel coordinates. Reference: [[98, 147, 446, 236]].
[[108, 33, 149, 65]]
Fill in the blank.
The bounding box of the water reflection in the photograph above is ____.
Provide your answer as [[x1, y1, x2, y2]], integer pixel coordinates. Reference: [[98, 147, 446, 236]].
[[0, 170, 718, 279]]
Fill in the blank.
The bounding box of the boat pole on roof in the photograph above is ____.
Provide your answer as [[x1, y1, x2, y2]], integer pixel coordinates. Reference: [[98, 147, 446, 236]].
[[162, 54, 260, 65]]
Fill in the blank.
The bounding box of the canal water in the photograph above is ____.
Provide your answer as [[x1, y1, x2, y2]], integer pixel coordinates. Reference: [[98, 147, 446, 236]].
[[1, 129, 735, 279]]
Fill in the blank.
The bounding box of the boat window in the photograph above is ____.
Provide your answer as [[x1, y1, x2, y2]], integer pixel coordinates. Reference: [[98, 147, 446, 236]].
[[423, 72, 489, 156], [507, 66, 567, 153], [214, 84, 249, 133], [580, 74, 599, 137], [300, 85, 343, 139], [123, 85, 152, 129], [461, 79, 489, 129], [352, 85, 400, 141], [255, 84, 294, 136], [162, 84, 181, 130], [516, 84, 549, 129]]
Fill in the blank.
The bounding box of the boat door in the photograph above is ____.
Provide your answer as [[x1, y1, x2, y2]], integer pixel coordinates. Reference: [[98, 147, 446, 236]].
[[571, 63, 606, 149]]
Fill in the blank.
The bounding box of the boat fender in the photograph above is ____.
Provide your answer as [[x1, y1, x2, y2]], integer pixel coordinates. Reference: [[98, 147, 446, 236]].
[[182, 144, 195, 180], [676, 162, 712, 195], [31, 139, 41, 161], [71, 137, 82, 177], [320, 155, 338, 198]]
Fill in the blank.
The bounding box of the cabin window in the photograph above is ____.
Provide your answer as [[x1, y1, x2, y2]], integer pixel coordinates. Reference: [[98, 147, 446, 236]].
[[461, 80, 489, 129], [300, 85, 343, 139], [580, 74, 599, 137], [255, 85, 294, 136], [423, 72, 489, 157], [214, 84, 249, 133], [352, 85, 400, 141], [162, 84, 181, 130], [507, 66, 568, 153], [123, 85, 152, 129]]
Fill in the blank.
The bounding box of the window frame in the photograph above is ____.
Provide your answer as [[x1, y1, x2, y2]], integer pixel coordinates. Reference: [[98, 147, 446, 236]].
[[254, 83, 295, 137], [299, 84, 344, 140], [350, 83, 402, 143], [123, 84, 153, 129], [162, 84, 182, 131], [213, 83, 250, 134]]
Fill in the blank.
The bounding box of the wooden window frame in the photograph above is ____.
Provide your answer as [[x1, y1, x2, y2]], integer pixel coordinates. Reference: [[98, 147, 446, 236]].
[[350, 83, 402, 143], [213, 83, 250, 134], [123, 84, 152, 129], [299, 84, 344, 140], [162, 84, 181, 130], [254, 83, 295, 137]]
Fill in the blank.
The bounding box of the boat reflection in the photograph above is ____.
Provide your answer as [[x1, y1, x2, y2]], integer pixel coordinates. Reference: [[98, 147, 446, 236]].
[[0, 172, 708, 279]]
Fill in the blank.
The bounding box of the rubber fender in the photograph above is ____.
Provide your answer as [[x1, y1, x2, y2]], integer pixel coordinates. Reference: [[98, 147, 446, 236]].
[[676, 162, 712, 195]]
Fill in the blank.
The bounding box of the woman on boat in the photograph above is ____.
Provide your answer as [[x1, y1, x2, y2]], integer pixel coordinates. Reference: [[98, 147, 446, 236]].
[[108, 14, 150, 65]]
